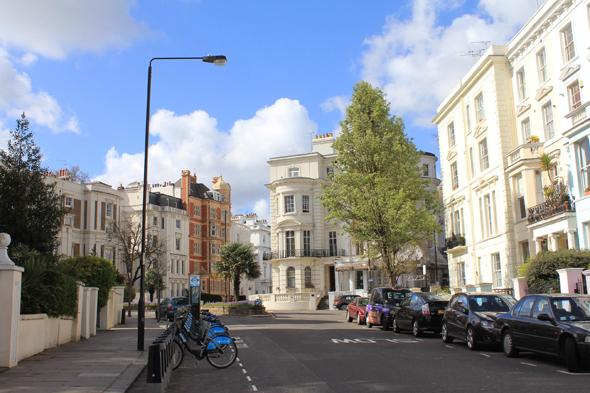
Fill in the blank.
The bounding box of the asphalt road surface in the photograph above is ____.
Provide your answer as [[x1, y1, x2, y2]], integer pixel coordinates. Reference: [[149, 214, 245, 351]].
[[129, 310, 590, 392]]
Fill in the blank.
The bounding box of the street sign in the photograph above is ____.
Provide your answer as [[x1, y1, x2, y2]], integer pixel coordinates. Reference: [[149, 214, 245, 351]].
[[190, 275, 201, 287], [368, 278, 375, 283]]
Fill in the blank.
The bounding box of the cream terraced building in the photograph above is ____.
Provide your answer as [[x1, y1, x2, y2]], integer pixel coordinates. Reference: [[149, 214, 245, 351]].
[[433, 0, 590, 292]]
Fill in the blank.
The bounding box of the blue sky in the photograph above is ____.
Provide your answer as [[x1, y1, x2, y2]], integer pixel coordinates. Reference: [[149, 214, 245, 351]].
[[0, 0, 541, 219]]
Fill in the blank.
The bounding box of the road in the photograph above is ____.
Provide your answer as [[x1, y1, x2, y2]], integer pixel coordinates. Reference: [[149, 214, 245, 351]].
[[130, 310, 590, 392]]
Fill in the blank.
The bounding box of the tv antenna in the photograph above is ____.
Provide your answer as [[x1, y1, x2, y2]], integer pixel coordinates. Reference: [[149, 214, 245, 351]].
[[456, 41, 491, 64]]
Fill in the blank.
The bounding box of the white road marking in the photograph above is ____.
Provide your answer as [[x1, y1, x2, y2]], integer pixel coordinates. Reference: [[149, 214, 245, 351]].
[[252, 385, 258, 391], [239, 363, 243, 367], [557, 370, 590, 375], [242, 369, 247, 374], [520, 362, 537, 367], [247, 376, 252, 382], [480, 353, 491, 358], [445, 345, 454, 349]]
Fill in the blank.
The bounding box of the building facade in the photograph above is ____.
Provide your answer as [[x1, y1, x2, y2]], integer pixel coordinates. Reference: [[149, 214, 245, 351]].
[[433, 0, 590, 292]]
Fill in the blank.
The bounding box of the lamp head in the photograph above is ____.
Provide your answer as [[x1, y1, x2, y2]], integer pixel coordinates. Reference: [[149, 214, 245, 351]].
[[203, 55, 227, 66]]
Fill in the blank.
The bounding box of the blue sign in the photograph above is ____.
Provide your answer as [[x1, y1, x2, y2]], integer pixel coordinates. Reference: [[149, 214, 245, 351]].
[[368, 278, 375, 283], [190, 275, 200, 287]]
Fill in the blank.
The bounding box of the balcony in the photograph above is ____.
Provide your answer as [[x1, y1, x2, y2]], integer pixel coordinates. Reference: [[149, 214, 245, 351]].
[[527, 183, 574, 224], [444, 234, 466, 251], [507, 143, 543, 166], [262, 251, 273, 261], [270, 249, 346, 259], [564, 101, 589, 128]]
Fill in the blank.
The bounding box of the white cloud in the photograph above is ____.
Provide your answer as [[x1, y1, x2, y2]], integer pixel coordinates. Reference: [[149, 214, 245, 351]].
[[361, 0, 539, 127], [0, 0, 148, 60], [17, 53, 37, 67], [321, 95, 349, 117], [96, 98, 317, 215], [253, 199, 270, 222]]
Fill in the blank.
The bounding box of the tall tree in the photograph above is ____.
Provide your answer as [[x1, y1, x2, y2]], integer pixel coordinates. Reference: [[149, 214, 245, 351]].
[[218, 242, 261, 301], [106, 213, 166, 315], [0, 114, 64, 256], [320, 81, 440, 286]]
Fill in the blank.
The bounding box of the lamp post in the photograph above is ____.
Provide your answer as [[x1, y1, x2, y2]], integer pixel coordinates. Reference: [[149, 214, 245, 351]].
[[139, 55, 226, 351]]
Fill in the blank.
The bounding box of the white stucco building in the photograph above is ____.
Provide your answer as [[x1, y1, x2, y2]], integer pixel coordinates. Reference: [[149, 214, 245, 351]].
[[433, 0, 589, 293]]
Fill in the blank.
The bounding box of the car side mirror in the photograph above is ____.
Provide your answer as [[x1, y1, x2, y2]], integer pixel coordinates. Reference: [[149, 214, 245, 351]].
[[537, 313, 555, 323], [459, 306, 468, 314]]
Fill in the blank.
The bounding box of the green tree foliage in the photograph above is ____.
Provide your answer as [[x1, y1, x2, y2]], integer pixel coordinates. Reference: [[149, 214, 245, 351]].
[[124, 285, 137, 304], [60, 255, 118, 310], [519, 250, 590, 294], [146, 264, 166, 303], [218, 242, 261, 300], [320, 81, 440, 286], [0, 114, 64, 256], [12, 245, 78, 317]]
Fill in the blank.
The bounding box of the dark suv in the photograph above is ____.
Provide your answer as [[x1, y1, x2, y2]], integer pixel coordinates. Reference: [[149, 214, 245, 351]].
[[334, 294, 360, 311], [366, 287, 411, 330]]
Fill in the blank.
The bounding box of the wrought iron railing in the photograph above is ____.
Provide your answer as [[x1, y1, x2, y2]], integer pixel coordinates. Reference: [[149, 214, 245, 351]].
[[527, 183, 574, 224], [270, 249, 346, 259], [262, 251, 273, 261], [445, 234, 466, 250]]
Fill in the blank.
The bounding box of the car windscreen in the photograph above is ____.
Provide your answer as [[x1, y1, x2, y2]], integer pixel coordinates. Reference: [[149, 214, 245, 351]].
[[469, 295, 513, 312], [383, 291, 409, 304], [358, 298, 369, 306], [552, 297, 590, 321], [420, 293, 448, 302], [171, 298, 189, 305]]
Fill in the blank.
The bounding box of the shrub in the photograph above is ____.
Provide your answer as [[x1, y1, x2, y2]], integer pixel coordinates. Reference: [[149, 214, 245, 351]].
[[201, 293, 223, 303], [61, 255, 118, 310], [520, 249, 590, 294], [124, 285, 136, 303]]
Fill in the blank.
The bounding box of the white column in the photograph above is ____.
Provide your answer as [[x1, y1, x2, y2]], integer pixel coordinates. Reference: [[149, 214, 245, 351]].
[[536, 238, 543, 254], [0, 234, 24, 368], [362, 270, 368, 293], [334, 268, 341, 292], [583, 270, 590, 294], [567, 230, 577, 250], [349, 270, 355, 291], [549, 234, 558, 251]]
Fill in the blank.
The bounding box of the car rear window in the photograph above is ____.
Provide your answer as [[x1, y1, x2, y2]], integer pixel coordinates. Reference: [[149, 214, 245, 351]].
[[420, 293, 447, 302], [469, 295, 513, 312], [171, 298, 189, 305], [359, 298, 369, 306], [383, 290, 409, 304]]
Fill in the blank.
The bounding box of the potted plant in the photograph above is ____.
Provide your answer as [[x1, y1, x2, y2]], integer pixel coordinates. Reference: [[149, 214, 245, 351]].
[[561, 194, 571, 210], [528, 135, 540, 143], [585, 187, 590, 197]]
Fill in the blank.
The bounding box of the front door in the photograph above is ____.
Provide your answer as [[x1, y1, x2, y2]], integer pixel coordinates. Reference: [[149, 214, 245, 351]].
[[329, 266, 335, 292]]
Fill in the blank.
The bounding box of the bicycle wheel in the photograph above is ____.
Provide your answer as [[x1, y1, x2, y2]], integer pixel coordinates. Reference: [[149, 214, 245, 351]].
[[206, 341, 238, 369], [171, 339, 184, 370]]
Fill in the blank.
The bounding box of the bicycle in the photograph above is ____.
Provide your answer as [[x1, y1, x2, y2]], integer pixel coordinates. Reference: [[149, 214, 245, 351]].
[[171, 309, 237, 370]]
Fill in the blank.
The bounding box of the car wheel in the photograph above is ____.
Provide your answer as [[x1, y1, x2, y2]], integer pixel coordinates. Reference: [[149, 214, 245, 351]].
[[565, 336, 581, 372], [502, 330, 519, 358], [412, 319, 422, 337], [382, 315, 390, 331], [366, 316, 373, 329], [340, 304, 348, 311], [441, 322, 453, 343], [357, 313, 363, 325], [466, 326, 478, 351], [392, 317, 400, 333], [346, 310, 352, 323]]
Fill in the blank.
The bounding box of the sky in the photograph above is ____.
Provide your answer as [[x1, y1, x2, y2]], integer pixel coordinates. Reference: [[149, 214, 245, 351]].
[[0, 0, 543, 220]]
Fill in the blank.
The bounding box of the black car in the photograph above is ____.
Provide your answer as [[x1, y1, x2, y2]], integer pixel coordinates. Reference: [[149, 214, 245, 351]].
[[334, 294, 360, 311], [393, 292, 450, 337], [156, 296, 190, 321], [494, 294, 590, 372], [366, 287, 411, 330], [441, 292, 515, 350]]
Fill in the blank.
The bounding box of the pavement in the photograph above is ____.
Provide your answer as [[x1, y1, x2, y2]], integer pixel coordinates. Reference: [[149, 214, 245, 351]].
[[0, 310, 166, 393]]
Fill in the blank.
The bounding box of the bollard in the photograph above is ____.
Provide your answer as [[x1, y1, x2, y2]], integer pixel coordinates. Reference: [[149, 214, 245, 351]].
[[146, 343, 164, 393]]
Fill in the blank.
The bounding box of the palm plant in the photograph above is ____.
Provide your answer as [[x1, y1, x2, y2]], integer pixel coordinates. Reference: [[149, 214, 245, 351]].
[[539, 153, 556, 186], [218, 242, 261, 300]]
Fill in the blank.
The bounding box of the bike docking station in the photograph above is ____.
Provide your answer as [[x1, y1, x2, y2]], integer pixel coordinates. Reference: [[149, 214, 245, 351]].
[[147, 323, 176, 393]]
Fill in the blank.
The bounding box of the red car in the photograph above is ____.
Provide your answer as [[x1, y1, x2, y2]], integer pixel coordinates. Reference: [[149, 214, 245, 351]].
[[345, 297, 369, 325]]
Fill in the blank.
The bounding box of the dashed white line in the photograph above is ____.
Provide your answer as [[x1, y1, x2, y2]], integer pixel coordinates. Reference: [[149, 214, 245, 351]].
[[445, 345, 454, 349], [247, 376, 252, 382], [239, 363, 243, 367], [252, 385, 258, 391], [521, 362, 537, 367], [557, 370, 590, 375], [480, 353, 491, 358], [242, 368, 247, 374]]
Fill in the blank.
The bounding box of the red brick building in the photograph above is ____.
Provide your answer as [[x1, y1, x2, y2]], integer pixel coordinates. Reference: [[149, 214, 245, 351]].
[[181, 171, 231, 299]]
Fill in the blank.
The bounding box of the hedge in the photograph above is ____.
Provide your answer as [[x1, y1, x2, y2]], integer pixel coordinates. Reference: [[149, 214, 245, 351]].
[[60, 255, 118, 310], [519, 249, 590, 294]]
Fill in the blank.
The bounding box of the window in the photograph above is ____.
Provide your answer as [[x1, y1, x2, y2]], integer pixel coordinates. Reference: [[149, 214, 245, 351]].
[[517, 296, 536, 318], [542, 102, 555, 140], [521, 117, 531, 143], [65, 216, 73, 226], [578, 138, 590, 192], [286, 267, 295, 288], [451, 162, 459, 190], [236, 234, 240, 242], [289, 168, 300, 177], [327, 167, 334, 177], [161, 218, 165, 229], [531, 297, 550, 319], [521, 241, 530, 264], [492, 253, 502, 288], [193, 242, 199, 254], [481, 193, 497, 238], [171, 261, 174, 274], [568, 81, 581, 111], [105, 248, 113, 261], [211, 244, 219, 255], [537, 48, 548, 84], [175, 238, 181, 251], [194, 224, 200, 236], [475, 93, 485, 123], [305, 266, 312, 288], [302, 195, 310, 213], [194, 206, 201, 217], [303, 230, 311, 257], [175, 219, 180, 229], [262, 234, 266, 244], [514, 174, 526, 219], [221, 210, 228, 221], [65, 197, 73, 207], [181, 260, 184, 275], [221, 194, 225, 202], [466, 105, 471, 132], [285, 231, 295, 257], [176, 260, 179, 274], [479, 138, 489, 171], [447, 122, 456, 147], [457, 263, 466, 287], [153, 217, 157, 226], [211, 208, 216, 219], [329, 231, 337, 256], [106, 202, 113, 218], [453, 210, 462, 235], [469, 148, 475, 177], [211, 225, 218, 237], [284, 195, 294, 213], [423, 164, 429, 177], [561, 23, 576, 63], [221, 228, 226, 240], [516, 68, 527, 101]]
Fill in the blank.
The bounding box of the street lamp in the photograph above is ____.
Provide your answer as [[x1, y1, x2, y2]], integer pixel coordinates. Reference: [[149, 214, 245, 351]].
[[138, 55, 227, 351]]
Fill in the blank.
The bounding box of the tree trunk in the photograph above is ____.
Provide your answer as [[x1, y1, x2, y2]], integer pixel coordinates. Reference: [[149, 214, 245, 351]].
[[234, 277, 241, 301], [127, 279, 133, 317], [381, 248, 395, 287]]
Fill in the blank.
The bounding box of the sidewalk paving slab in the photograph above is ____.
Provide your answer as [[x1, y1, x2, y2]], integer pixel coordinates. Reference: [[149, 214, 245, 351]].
[[0, 311, 165, 393]]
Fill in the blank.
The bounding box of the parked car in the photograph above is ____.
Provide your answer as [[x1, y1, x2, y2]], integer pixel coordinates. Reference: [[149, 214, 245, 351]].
[[441, 292, 515, 349], [393, 292, 450, 337], [494, 293, 590, 372], [366, 287, 411, 330], [156, 296, 190, 321], [346, 297, 369, 325], [334, 294, 360, 311]]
